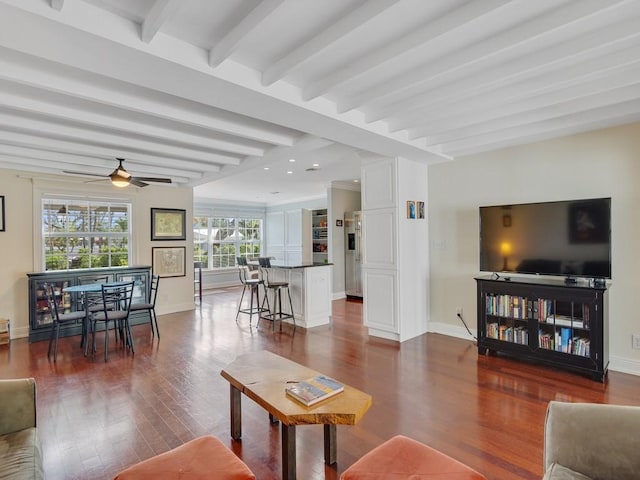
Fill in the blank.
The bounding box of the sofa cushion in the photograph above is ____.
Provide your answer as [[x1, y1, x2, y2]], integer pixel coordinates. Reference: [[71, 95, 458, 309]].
[[0, 427, 44, 480], [543, 463, 593, 480]]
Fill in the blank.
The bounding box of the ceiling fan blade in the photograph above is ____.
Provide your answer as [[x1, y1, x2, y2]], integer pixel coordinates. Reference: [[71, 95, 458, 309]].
[[129, 179, 149, 187], [62, 170, 107, 178], [132, 177, 172, 184]]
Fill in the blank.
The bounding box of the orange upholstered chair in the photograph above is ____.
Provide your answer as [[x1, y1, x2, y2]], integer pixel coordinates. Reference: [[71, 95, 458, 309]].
[[340, 435, 487, 480], [114, 435, 255, 480]]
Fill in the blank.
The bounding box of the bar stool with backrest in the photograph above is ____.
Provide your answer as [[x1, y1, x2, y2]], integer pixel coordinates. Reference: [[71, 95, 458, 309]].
[[129, 275, 160, 338], [236, 257, 268, 328], [89, 281, 135, 362], [258, 257, 295, 332], [44, 283, 86, 362]]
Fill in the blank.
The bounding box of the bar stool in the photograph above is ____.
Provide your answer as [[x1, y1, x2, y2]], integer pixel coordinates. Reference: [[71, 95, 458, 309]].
[[236, 257, 268, 328], [258, 257, 295, 332]]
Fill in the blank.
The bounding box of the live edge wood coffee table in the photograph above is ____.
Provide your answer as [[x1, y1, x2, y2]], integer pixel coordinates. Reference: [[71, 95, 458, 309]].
[[220, 351, 372, 480]]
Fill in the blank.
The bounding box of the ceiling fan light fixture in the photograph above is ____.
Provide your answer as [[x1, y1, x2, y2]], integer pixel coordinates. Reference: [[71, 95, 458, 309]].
[[110, 158, 132, 187], [111, 176, 130, 187]]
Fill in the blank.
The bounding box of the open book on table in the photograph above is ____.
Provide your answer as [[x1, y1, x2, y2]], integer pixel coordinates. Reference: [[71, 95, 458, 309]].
[[285, 375, 344, 406]]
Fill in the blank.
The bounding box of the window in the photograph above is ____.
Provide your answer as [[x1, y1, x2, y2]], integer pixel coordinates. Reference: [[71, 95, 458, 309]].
[[193, 216, 262, 269], [42, 199, 131, 271]]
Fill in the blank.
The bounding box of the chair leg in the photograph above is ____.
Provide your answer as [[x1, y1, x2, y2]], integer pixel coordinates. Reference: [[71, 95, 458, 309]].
[[53, 324, 61, 361], [286, 287, 296, 332], [123, 319, 135, 353], [47, 322, 56, 359], [148, 310, 155, 337], [152, 309, 160, 339], [249, 285, 258, 328], [104, 320, 109, 362], [236, 284, 248, 321]]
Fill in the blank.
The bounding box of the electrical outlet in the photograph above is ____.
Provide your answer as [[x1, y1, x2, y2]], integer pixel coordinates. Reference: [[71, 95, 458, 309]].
[[456, 307, 463, 316], [632, 334, 640, 350]]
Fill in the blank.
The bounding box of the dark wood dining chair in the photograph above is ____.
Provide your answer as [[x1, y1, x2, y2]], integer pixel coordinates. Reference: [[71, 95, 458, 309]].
[[44, 283, 86, 361]]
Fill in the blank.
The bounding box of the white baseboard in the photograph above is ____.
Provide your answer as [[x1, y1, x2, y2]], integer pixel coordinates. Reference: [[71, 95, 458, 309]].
[[428, 321, 478, 342], [333, 291, 346, 300], [609, 356, 640, 376]]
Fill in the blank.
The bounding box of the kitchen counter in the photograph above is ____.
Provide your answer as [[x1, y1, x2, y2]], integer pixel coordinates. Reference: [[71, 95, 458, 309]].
[[264, 263, 333, 328]]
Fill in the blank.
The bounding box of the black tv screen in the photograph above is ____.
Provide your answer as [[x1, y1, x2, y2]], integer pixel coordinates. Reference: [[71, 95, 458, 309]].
[[479, 198, 611, 279]]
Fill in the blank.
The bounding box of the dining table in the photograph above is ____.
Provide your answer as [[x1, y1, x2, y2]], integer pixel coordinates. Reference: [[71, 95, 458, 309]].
[[63, 282, 129, 355]]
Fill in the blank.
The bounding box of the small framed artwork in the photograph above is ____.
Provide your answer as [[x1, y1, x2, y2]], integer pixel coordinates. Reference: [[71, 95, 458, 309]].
[[152, 247, 186, 277], [0, 195, 4, 232], [406, 201, 416, 219], [336, 219, 343, 227], [151, 208, 186, 241], [502, 214, 512, 227], [417, 201, 425, 219]]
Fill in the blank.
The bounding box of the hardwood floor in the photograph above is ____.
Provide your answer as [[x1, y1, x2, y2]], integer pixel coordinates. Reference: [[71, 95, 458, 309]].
[[2, 287, 639, 480]]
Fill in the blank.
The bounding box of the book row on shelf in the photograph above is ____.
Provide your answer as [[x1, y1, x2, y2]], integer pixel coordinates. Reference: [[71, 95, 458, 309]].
[[485, 294, 528, 319], [487, 323, 529, 345], [539, 329, 590, 357], [485, 294, 590, 329], [486, 322, 590, 357]]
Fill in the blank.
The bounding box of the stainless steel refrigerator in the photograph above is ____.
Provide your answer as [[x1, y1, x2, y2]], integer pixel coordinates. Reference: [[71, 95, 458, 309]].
[[344, 211, 363, 299]]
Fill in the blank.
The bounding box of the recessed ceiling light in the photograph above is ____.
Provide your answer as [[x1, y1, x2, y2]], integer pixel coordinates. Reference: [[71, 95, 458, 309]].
[[287, 171, 293, 174], [312, 163, 320, 167], [289, 158, 296, 163], [353, 179, 360, 183], [263, 167, 270, 170]]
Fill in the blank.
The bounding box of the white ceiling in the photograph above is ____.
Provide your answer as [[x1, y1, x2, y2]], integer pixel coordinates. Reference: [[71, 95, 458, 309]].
[[1, 0, 639, 205]]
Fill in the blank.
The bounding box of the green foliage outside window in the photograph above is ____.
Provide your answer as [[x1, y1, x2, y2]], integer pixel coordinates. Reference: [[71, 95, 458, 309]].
[[43, 200, 131, 271], [194, 216, 262, 269]]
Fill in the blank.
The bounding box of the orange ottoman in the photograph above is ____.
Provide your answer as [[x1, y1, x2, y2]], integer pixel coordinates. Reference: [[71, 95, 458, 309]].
[[114, 435, 256, 480], [340, 435, 487, 480]]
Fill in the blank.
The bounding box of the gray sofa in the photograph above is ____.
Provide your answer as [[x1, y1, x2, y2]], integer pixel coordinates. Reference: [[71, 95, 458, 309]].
[[0, 378, 44, 479], [544, 400, 640, 480]]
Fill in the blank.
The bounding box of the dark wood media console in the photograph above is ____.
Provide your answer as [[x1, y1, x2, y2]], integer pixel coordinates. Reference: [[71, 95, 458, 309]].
[[476, 275, 609, 382]]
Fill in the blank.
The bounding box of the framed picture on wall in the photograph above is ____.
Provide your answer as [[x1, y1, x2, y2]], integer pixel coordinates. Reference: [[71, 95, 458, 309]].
[[152, 247, 186, 277], [406, 201, 416, 219], [151, 208, 186, 241], [0, 195, 4, 232], [417, 201, 425, 219]]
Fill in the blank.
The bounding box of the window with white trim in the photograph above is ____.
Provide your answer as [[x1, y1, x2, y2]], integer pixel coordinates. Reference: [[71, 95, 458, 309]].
[[194, 216, 262, 269], [42, 198, 132, 271]]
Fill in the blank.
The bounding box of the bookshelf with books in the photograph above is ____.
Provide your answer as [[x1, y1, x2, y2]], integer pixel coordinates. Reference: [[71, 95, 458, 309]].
[[476, 276, 608, 382], [311, 208, 328, 263]]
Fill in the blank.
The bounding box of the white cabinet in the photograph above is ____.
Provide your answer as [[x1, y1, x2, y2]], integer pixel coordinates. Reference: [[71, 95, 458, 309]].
[[266, 209, 311, 264], [265, 265, 332, 328], [361, 156, 429, 343]]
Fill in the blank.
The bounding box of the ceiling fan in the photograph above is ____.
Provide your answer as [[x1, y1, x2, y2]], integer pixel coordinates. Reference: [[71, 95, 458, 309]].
[[63, 158, 173, 188]]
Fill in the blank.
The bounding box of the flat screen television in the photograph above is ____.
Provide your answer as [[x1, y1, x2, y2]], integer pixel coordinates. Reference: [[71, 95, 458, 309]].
[[479, 197, 611, 279]]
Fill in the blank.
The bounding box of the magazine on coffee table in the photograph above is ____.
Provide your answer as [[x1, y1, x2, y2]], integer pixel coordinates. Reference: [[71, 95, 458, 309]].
[[285, 375, 344, 406]]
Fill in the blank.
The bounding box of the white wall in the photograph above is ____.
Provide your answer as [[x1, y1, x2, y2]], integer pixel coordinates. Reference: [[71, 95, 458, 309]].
[[428, 122, 640, 376], [328, 186, 361, 297], [0, 168, 194, 339]]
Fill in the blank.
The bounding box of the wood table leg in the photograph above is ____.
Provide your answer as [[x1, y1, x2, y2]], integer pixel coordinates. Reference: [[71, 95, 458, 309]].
[[324, 424, 337, 464], [281, 423, 296, 480], [230, 385, 242, 440]]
